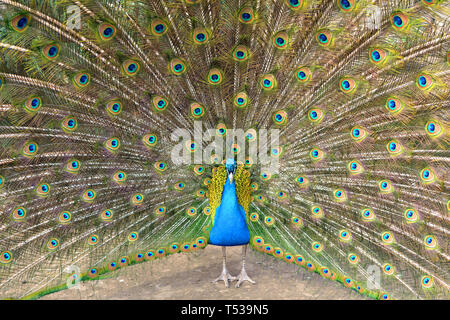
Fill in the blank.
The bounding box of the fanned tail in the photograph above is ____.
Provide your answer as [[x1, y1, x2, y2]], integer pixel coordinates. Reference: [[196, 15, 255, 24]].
[[0, 0, 448, 300]]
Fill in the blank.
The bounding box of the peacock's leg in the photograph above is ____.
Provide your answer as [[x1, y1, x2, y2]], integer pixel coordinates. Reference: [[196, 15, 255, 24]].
[[212, 246, 236, 287], [235, 244, 255, 288]]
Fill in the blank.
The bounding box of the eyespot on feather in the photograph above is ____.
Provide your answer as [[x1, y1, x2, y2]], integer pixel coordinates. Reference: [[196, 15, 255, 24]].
[[73, 72, 90, 88], [122, 59, 140, 76], [61, 116, 78, 133], [233, 45, 250, 61], [151, 19, 168, 36], [42, 43, 60, 60], [316, 29, 334, 47], [285, 0, 306, 10], [98, 23, 117, 40], [169, 58, 186, 75], [192, 28, 209, 44], [239, 7, 255, 24], [24, 96, 42, 113], [207, 68, 224, 85], [106, 100, 123, 116], [104, 137, 121, 152], [260, 74, 277, 91], [22, 141, 39, 158], [11, 14, 31, 32], [273, 31, 289, 49]]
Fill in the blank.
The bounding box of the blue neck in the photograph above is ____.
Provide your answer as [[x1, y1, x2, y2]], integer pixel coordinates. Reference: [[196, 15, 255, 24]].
[[208, 179, 250, 246]]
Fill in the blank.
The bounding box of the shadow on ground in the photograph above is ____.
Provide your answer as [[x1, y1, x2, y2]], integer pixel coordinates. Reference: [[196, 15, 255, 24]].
[[41, 245, 368, 300]]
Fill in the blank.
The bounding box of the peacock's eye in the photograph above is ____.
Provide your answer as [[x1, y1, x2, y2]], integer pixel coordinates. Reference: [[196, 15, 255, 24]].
[[104, 27, 113, 36], [287, 0, 301, 8], [273, 32, 288, 49], [372, 50, 381, 61], [340, 0, 351, 9], [239, 8, 255, 24], [342, 80, 350, 89], [339, 77, 357, 93], [98, 23, 116, 40], [390, 12, 409, 31], [418, 76, 426, 86], [18, 17, 28, 28], [73, 72, 91, 88], [260, 74, 277, 90], [392, 15, 403, 27], [169, 58, 186, 75], [208, 69, 223, 85], [196, 33, 205, 41], [11, 14, 31, 32]]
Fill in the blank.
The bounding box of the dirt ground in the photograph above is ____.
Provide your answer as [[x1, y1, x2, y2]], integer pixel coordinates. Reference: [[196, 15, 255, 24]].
[[41, 245, 367, 300]]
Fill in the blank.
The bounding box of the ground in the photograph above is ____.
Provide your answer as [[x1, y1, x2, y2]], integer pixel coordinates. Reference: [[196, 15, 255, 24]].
[[41, 245, 368, 300]]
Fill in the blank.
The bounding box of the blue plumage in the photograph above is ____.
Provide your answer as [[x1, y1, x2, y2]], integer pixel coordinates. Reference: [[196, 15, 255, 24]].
[[209, 168, 250, 246]]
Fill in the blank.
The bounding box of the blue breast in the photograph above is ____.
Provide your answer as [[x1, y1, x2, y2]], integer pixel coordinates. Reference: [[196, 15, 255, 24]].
[[208, 179, 250, 246]]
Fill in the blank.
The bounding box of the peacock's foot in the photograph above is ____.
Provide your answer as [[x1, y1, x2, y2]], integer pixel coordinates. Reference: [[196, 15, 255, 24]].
[[235, 267, 255, 288], [212, 269, 237, 288]]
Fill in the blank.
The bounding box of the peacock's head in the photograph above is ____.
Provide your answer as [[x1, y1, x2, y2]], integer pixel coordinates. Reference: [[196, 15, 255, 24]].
[[225, 158, 236, 184]]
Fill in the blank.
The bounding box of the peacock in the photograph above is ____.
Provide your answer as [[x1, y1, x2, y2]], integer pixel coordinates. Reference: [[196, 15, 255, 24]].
[[0, 0, 449, 300]]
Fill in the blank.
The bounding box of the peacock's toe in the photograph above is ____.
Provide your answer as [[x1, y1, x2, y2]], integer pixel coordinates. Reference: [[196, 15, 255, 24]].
[[212, 269, 237, 288], [235, 267, 255, 288]]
